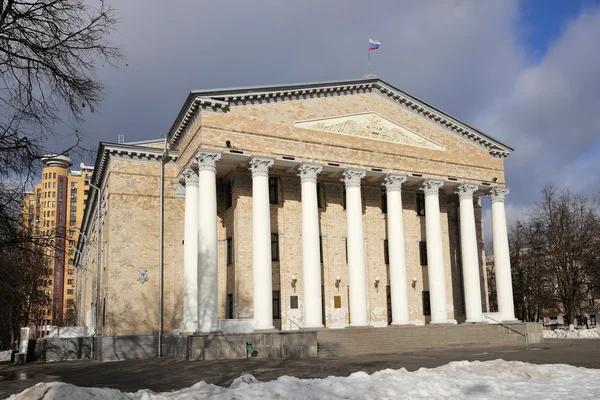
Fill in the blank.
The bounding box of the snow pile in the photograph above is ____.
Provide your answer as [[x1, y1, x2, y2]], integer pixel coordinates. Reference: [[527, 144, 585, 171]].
[[8, 360, 600, 399], [0, 350, 12, 362], [543, 327, 600, 339]]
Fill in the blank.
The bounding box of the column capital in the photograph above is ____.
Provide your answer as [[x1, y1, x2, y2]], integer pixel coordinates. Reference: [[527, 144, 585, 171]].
[[181, 167, 198, 186], [195, 150, 222, 172], [489, 187, 510, 203], [341, 168, 366, 187], [382, 174, 407, 192], [421, 179, 444, 197], [298, 163, 323, 183], [249, 157, 274, 177], [456, 183, 479, 200]]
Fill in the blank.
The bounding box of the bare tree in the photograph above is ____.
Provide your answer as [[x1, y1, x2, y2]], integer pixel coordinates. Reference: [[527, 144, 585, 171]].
[[0, 0, 121, 248], [0, 0, 121, 343], [510, 184, 600, 325]]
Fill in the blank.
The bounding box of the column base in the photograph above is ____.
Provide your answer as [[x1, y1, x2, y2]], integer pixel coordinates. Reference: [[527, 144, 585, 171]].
[[349, 322, 369, 327], [390, 321, 413, 326], [370, 321, 388, 328], [254, 327, 277, 332], [303, 323, 324, 329], [430, 319, 457, 325]]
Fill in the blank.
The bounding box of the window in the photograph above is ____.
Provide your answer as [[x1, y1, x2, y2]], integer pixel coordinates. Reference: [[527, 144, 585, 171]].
[[70, 211, 77, 217], [48, 279, 52, 286], [71, 201, 77, 208], [290, 296, 299, 309], [419, 241, 428, 265], [317, 182, 323, 208], [223, 183, 232, 210], [226, 294, 233, 319], [70, 220, 76, 226], [345, 238, 348, 263], [272, 291, 280, 318], [69, 240, 75, 247], [416, 193, 426, 216], [384, 239, 389, 265], [271, 233, 279, 261], [68, 259, 74, 265], [342, 189, 346, 210], [319, 236, 324, 263], [268, 177, 279, 204], [69, 230, 75, 237], [66, 299, 74, 305], [51, 211, 55, 216], [226, 237, 233, 265], [52, 201, 55, 207], [334, 296, 342, 309], [422, 291, 431, 316], [52, 182, 56, 188], [68, 269, 74, 275], [381, 191, 387, 213], [53, 173, 56, 179], [67, 279, 74, 285], [69, 250, 74, 256]]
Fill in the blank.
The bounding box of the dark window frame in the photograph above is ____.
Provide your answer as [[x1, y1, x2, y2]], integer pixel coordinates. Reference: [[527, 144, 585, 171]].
[[422, 291, 431, 316], [269, 177, 279, 204], [226, 237, 233, 265], [416, 193, 426, 216], [290, 295, 299, 309], [271, 233, 279, 261], [381, 191, 387, 213], [272, 290, 281, 319], [419, 241, 428, 266], [384, 239, 389, 265], [317, 182, 323, 209]]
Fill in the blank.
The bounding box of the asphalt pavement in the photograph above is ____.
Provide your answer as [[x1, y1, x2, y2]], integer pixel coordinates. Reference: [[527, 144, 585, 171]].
[[1, 339, 599, 398]]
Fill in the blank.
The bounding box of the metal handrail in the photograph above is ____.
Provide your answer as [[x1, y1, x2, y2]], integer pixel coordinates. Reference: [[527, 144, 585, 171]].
[[483, 314, 528, 340], [289, 319, 303, 330]]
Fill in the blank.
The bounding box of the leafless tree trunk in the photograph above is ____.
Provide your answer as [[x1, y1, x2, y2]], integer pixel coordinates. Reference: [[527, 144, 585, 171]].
[[0, 0, 121, 344]]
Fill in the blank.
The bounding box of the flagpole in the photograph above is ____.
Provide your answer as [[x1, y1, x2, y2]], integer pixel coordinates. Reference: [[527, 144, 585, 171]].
[[368, 50, 371, 75]]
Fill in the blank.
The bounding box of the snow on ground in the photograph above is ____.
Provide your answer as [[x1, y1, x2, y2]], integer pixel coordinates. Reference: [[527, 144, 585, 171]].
[[0, 350, 12, 362], [8, 360, 600, 400], [543, 327, 600, 339]]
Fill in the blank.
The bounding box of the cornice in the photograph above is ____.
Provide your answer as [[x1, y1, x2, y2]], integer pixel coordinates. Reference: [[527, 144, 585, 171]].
[[167, 78, 513, 158], [77, 142, 178, 262]]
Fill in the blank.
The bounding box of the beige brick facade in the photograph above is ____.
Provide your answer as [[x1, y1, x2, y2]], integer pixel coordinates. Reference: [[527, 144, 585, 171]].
[[77, 78, 511, 335]]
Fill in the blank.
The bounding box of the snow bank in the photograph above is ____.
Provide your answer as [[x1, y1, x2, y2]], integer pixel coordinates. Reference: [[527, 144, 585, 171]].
[[543, 327, 600, 339], [8, 360, 600, 399], [0, 350, 11, 362]]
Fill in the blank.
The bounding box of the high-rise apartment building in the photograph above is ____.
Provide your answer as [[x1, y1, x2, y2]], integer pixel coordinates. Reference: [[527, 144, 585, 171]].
[[23, 155, 93, 330]]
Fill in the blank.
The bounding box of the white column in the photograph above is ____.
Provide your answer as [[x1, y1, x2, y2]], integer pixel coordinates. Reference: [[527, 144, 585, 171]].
[[342, 169, 368, 326], [489, 187, 516, 321], [299, 163, 324, 328], [182, 167, 199, 333], [421, 180, 448, 324], [457, 184, 484, 323], [383, 174, 410, 325], [250, 157, 275, 330], [196, 151, 221, 333]]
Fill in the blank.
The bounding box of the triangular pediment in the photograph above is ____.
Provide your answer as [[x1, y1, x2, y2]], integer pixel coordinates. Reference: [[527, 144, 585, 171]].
[[168, 77, 513, 158], [295, 112, 445, 151]]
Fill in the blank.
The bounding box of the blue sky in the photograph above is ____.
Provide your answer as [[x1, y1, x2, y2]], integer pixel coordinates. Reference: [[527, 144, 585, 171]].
[[519, 0, 598, 61], [48, 0, 600, 240]]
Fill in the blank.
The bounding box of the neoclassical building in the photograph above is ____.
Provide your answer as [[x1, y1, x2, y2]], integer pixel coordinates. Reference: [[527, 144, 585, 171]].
[[76, 77, 516, 336]]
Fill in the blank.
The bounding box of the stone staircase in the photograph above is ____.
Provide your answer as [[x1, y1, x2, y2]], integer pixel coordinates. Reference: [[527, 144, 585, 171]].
[[316, 324, 526, 357]]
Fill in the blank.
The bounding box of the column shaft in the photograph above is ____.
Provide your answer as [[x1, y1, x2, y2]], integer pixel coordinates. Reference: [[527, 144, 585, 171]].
[[182, 168, 199, 332], [490, 188, 516, 321], [250, 157, 275, 330], [197, 151, 221, 333], [384, 175, 410, 325], [299, 164, 324, 328], [457, 184, 484, 322], [342, 169, 368, 326], [422, 180, 448, 323]]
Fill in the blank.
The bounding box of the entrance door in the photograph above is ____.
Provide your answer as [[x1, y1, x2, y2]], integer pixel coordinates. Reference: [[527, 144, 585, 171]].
[[386, 286, 392, 324]]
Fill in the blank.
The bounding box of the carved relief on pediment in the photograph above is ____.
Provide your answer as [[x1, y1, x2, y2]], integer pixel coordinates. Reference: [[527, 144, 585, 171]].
[[295, 112, 445, 150]]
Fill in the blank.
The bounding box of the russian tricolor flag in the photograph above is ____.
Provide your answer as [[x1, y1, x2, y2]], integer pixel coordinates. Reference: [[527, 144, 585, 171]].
[[368, 38, 381, 51]]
